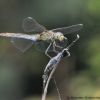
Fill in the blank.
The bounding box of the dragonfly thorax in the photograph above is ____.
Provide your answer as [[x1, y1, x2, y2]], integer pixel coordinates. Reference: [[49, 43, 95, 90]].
[[39, 31, 54, 41]]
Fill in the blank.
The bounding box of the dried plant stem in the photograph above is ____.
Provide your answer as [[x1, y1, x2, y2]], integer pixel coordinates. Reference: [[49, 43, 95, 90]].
[[53, 78, 61, 100], [42, 63, 58, 100]]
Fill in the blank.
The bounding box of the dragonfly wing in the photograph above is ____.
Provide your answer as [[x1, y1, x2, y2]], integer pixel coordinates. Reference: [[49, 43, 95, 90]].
[[51, 24, 83, 35], [11, 38, 33, 52], [35, 41, 53, 52], [23, 17, 46, 33], [0, 33, 35, 52]]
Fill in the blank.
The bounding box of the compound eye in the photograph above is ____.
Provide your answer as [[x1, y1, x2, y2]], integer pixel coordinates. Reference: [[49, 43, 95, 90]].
[[59, 35, 64, 41]]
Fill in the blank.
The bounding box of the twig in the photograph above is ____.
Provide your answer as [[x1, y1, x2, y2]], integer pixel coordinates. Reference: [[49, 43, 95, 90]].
[[42, 57, 61, 100], [53, 78, 61, 100]]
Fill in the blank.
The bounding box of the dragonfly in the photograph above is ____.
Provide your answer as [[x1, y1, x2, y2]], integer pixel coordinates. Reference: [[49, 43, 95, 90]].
[[0, 17, 83, 58]]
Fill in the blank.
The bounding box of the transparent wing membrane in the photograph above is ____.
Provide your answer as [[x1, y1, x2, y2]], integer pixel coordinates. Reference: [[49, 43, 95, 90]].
[[10, 17, 46, 52], [35, 41, 53, 52], [11, 38, 33, 52], [52, 24, 83, 35], [23, 17, 46, 33]]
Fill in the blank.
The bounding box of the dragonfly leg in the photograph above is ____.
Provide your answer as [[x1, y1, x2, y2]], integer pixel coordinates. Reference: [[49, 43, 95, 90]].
[[55, 42, 63, 49], [66, 34, 80, 50], [53, 41, 59, 53], [45, 43, 52, 58], [53, 41, 63, 53]]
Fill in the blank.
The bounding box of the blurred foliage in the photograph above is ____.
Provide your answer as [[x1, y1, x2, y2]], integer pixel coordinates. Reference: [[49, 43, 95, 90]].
[[84, 35, 100, 76], [0, 0, 100, 99]]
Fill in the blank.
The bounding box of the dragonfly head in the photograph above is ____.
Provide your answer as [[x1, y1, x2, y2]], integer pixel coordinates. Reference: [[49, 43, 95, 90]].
[[55, 32, 65, 41]]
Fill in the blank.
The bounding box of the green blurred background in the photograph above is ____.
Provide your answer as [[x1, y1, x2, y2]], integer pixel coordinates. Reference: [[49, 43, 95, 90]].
[[0, 0, 100, 100]]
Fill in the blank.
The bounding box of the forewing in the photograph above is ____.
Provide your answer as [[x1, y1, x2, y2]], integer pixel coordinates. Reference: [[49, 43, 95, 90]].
[[52, 24, 83, 35], [23, 17, 46, 33]]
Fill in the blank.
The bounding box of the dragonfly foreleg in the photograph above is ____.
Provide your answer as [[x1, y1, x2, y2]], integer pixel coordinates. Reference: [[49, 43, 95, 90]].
[[53, 41, 59, 53], [45, 43, 52, 58], [55, 42, 63, 49], [66, 34, 80, 50], [53, 41, 63, 53]]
